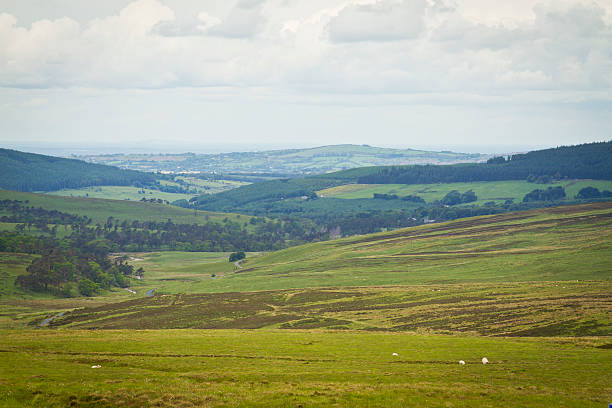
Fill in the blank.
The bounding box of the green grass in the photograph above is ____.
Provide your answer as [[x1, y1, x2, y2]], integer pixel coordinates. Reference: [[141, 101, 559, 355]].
[[174, 177, 250, 194], [0, 189, 251, 225], [318, 179, 612, 205], [0, 329, 610, 407], [46, 185, 196, 202], [186, 202, 612, 292]]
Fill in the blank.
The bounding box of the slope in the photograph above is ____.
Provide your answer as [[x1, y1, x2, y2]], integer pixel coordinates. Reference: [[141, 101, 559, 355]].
[[0, 148, 156, 192]]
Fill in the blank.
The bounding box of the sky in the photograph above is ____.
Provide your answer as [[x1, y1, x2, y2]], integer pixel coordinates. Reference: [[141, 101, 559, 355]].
[[0, 0, 611, 154]]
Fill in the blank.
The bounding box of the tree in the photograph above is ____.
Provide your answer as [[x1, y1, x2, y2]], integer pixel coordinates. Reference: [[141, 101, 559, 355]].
[[78, 278, 98, 297], [575, 186, 601, 199], [229, 251, 246, 262]]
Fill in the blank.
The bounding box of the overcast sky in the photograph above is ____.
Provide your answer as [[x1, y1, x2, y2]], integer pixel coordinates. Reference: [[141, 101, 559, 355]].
[[1, 0, 611, 154]]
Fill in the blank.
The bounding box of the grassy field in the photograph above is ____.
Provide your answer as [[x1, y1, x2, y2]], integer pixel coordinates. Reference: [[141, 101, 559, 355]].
[[318, 179, 612, 205], [175, 202, 612, 292], [46, 185, 197, 202], [0, 329, 610, 407], [175, 177, 250, 194], [0, 189, 251, 225]]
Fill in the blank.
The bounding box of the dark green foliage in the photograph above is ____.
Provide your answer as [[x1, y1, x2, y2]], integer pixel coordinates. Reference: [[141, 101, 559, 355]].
[[574, 186, 612, 199], [527, 174, 554, 184], [523, 186, 566, 202], [229, 251, 246, 262], [373, 193, 398, 200], [440, 190, 477, 205], [0, 148, 156, 192], [486, 156, 506, 164], [355, 142, 612, 184], [401, 195, 425, 203], [78, 278, 99, 297]]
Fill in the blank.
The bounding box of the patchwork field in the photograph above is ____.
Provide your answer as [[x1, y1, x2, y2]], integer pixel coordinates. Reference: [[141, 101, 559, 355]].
[[0, 330, 610, 407], [318, 179, 612, 205]]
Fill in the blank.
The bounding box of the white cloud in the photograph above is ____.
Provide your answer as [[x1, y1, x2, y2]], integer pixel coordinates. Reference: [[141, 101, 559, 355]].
[[328, 0, 428, 42], [0, 0, 609, 104]]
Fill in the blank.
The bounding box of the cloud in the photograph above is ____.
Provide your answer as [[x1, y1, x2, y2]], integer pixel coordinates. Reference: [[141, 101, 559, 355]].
[[207, 0, 266, 38], [0, 0, 609, 105], [328, 0, 428, 42]]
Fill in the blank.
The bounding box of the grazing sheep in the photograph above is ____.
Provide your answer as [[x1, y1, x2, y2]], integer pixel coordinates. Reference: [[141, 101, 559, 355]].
[[392, 352, 399, 356], [459, 360, 465, 365], [482, 357, 489, 365], [91, 365, 101, 369]]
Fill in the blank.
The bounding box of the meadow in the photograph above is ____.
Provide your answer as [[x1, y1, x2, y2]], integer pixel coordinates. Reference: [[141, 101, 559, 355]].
[[46, 185, 196, 203], [0, 329, 610, 407], [0, 190, 250, 225], [318, 179, 612, 205]]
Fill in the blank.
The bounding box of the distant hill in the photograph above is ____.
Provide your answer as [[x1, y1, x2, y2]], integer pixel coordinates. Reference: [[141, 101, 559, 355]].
[[0, 148, 156, 192], [77, 144, 486, 176], [193, 141, 612, 214]]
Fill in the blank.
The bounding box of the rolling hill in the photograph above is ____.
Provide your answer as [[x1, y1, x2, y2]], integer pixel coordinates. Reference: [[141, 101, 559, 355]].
[[45, 202, 612, 334], [0, 148, 156, 192], [78, 144, 486, 175]]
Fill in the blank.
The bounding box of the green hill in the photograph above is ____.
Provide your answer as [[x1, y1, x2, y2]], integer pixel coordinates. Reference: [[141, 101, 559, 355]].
[[193, 141, 612, 215], [0, 189, 246, 225], [78, 144, 486, 175], [0, 148, 156, 192], [43, 202, 612, 334]]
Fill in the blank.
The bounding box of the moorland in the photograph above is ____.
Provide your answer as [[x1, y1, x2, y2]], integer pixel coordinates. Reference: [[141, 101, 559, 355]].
[[0, 142, 610, 407]]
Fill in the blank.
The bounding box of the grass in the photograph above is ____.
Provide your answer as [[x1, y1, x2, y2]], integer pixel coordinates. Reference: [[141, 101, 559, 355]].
[[174, 177, 250, 194], [46, 282, 611, 336], [318, 179, 612, 205], [46, 185, 196, 202], [0, 189, 251, 225], [0, 329, 610, 407], [190, 202, 612, 292]]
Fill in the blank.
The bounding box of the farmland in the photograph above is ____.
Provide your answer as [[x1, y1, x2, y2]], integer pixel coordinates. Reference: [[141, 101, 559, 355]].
[[46, 185, 196, 203], [318, 179, 612, 205]]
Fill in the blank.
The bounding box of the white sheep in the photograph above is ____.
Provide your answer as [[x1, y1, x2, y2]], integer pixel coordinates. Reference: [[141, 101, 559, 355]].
[[91, 365, 101, 369], [482, 357, 489, 364], [392, 352, 399, 356], [458, 360, 465, 365]]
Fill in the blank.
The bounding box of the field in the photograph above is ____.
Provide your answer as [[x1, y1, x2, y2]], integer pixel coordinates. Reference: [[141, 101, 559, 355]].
[[1, 330, 610, 407], [1, 202, 610, 407], [46, 185, 196, 202], [0, 190, 250, 225], [318, 179, 612, 205]]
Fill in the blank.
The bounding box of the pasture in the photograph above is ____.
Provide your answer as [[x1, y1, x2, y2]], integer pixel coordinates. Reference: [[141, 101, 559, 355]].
[[0, 190, 250, 225], [0, 329, 610, 407], [318, 179, 612, 205], [46, 185, 196, 203]]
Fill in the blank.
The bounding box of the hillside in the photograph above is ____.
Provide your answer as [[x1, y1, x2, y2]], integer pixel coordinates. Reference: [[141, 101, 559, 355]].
[[0, 189, 247, 225], [193, 142, 612, 214], [0, 148, 156, 192], [45, 202, 612, 334], [78, 144, 486, 175]]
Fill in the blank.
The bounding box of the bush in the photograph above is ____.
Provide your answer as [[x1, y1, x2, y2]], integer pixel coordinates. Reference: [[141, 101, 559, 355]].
[[523, 186, 566, 202], [575, 186, 601, 199], [229, 251, 246, 262]]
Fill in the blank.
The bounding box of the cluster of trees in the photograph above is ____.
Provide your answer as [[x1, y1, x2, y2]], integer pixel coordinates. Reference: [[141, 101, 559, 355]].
[[229, 251, 246, 262], [355, 142, 612, 184], [372, 193, 426, 203], [575, 187, 612, 199], [65, 216, 323, 252], [0, 199, 89, 225], [440, 190, 477, 206], [0, 230, 141, 297], [523, 186, 566, 202]]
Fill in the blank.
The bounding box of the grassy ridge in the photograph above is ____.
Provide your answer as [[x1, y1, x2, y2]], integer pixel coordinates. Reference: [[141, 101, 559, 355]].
[[0, 189, 249, 225], [193, 202, 612, 292], [0, 330, 610, 407], [318, 179, 612, 204]]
